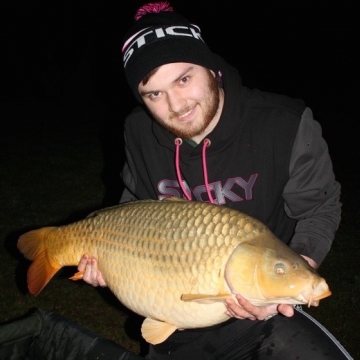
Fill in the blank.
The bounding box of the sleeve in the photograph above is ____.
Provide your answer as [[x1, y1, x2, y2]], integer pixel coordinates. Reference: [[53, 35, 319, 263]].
[[119, 132, 138, 204], [283, 107, 342, 267], [119, 186, 137, 203]]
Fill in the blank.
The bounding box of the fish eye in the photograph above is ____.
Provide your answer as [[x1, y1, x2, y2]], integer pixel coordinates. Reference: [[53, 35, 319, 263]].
[[274, 263, 286, 274]]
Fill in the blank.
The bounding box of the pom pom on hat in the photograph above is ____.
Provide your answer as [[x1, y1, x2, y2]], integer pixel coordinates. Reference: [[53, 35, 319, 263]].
[[134, 2, 174, 20], [122, 1, 217, 102]]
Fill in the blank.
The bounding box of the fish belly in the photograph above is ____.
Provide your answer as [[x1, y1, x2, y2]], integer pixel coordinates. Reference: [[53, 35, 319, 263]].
[[63, 199, 256, 329]]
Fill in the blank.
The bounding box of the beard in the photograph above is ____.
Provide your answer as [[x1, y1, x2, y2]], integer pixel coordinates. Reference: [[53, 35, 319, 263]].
[[151, 70, 220, 140]]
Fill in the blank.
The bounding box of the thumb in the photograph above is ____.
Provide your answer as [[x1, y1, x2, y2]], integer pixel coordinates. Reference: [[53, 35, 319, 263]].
[[277, 304, 295, 317]]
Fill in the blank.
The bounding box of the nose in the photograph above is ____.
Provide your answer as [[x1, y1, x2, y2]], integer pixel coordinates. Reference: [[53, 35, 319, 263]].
[[167, 90, 186, 113]]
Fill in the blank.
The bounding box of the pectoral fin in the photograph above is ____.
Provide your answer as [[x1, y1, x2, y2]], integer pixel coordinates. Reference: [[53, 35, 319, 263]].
[[141, 318, 178, 345], [69, 271, 84, 281], [181, 293, 231, 304]]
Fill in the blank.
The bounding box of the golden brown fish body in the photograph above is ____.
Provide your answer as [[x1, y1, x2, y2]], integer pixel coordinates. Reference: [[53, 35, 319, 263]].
[[17, 197, 331, 344]]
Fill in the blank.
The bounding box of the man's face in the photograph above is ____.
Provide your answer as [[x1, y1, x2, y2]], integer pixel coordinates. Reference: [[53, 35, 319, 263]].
[[138, 63, 221, 140]]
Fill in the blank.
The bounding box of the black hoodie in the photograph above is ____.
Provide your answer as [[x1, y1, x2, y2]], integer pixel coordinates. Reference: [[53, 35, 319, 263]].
[[119, 55, 341, 266]]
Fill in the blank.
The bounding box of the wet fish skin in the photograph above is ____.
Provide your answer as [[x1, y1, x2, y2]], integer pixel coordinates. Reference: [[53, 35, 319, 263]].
[[17, 197, 331, 345]]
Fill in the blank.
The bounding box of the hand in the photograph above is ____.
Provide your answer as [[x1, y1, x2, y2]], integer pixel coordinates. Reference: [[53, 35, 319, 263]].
[[77, 254, 107, 287], [301, 254, 318, 269], [225, 294, 294, 321]]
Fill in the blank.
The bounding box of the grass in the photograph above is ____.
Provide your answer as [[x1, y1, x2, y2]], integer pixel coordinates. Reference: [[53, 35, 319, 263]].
[[1, 100, 359, 358]]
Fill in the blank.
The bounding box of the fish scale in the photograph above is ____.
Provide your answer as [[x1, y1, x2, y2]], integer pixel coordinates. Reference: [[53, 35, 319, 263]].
[[17, 196, 331, 345]]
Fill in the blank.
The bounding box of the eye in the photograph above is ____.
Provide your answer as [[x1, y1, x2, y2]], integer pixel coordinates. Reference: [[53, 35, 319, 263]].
[[148, 91, 161, 100], [274, 263, 286, 275], [179, 76, 189, 85]]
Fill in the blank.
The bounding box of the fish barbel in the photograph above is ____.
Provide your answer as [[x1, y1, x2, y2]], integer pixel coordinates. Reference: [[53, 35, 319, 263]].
[[17, 197, 331, 345]]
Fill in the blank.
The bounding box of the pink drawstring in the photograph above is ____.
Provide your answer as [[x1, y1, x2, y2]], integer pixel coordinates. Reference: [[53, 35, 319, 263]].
[[174, 138, 214, 203], [202, 139, 214, 203], [175, 138, 192, 200]]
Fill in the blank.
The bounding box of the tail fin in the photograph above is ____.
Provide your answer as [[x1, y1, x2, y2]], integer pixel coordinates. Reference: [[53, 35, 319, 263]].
[[18, 227, 61, 296]]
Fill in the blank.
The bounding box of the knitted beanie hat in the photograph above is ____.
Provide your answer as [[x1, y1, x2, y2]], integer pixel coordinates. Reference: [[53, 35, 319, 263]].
[[122, 2, 218, 101]]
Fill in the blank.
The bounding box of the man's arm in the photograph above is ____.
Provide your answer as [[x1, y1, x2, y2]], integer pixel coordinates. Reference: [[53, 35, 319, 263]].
[[283, 107, 342, 266]]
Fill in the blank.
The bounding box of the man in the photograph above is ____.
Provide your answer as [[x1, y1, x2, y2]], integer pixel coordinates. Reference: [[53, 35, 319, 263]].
[[78, 2, 352, 359]]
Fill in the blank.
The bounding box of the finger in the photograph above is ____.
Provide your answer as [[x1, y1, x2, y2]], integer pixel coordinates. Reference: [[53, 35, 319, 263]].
[[261, 304, 279, 321], [234, 294, 251, 307], [234, 294, 260, 314], [225, 298, 236, 306], [225, 309, 255, 320], [78, 254, 89, 271], [300, 255, 318, 269], [234, 295, 278, 321], [277, 304, 294, 317], [89, 258, 100, 285], [82, 258, 95, 284], [89, 258, 107, 287], [225, 299, 256, 320], [265, 304, 278, 314], [97, 273, 107, 287]]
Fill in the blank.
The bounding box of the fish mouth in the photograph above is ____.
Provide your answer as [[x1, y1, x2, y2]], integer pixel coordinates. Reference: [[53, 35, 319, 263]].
[[307, 289, 332, 307], [300, 281, 332, 307]]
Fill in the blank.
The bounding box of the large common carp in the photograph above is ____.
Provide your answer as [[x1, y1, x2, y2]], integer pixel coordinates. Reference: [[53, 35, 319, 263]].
[[17, 197, 331, 345]]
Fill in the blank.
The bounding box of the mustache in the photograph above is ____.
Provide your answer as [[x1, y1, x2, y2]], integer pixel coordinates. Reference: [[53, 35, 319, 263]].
[[169, 106, 194, 120]]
